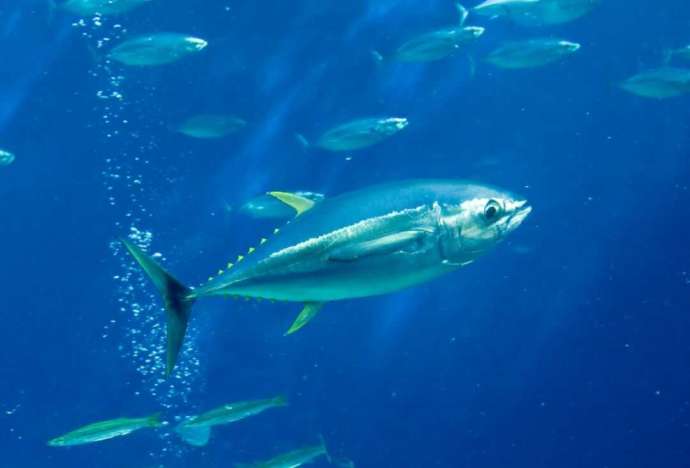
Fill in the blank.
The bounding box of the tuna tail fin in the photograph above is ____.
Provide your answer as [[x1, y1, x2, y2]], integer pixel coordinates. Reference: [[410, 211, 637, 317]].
[[121, 239, 196, 377], [147, 412, 164, 428], [271, 395, 289, 407], [175, 422, 211, 447], [456, 3, 469, 26], [319, 434, 333, 464]]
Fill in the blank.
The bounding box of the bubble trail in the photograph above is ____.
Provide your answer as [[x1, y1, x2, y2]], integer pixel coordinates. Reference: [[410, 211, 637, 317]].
[[75, 13, 202, 461]]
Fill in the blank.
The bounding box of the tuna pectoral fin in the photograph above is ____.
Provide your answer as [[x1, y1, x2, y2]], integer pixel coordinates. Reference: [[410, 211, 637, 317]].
[[328, 230, 426, 262], [175, 423, 211, 447], [268, 191, 315, 216], [121, 239, 195, 377], [285, 302, 325, 335]]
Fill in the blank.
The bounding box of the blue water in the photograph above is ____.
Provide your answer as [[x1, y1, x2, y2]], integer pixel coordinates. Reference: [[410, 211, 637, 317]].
[[1, 0, 690, 466]]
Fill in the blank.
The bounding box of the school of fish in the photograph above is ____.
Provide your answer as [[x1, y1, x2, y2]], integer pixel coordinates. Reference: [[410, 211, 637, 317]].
[[30, 0, 689, 466]]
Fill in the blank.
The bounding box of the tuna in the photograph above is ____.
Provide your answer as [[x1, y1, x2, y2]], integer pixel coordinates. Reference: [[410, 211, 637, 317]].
[[175, 114, 247, 139], [122, 179, 532, 375], [176, 396, 287, 447], [620, 67, 690, 99], [109, 33, 208, 67], [48, 413, 161, 447], [297, 117, 408, 152], [485, 38, 580, 69]]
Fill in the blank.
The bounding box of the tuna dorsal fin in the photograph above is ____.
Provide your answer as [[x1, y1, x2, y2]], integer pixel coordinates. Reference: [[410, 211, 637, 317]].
[[268, 191, 315, 216], [284, 302, 325, 335]]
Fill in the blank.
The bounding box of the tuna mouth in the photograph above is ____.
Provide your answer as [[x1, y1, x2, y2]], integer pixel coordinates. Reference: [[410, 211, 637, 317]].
[[507, 201, 532, 231], [471, 27, 486, 37], [562, 41, 581, 52], [392, 118, 409, 130]]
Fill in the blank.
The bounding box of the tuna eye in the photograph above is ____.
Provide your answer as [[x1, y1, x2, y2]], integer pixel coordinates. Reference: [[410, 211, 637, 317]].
[[484, 200, 501, 222]]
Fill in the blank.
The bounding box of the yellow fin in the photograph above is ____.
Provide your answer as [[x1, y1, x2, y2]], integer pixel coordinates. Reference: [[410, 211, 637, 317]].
[[284, 302, 325, 336], [268, 191, 316, 216]]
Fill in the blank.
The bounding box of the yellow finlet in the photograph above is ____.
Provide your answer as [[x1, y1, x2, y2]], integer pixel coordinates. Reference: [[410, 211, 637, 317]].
[[237, 255, 244, 262], [268, 191, 316, 216], [260, 238, 267, 245], [248, 247, 255, 254], [273, 228, 280, 234], [217, 270, 224, 275], [227, 262, 234, 269]]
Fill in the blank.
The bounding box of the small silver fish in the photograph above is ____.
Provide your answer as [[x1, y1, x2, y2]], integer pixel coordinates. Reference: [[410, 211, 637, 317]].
[[176, 114, 247, 139], [298, 117, 409, 152], [0, 149, 15, 167], [486, 38, 580, 69], [235, 437, 330, 468], [48, 413, 161, 447], [373, 4, 484, 63], [378, 27, 485, 63], [109, 33, 208, 67], [176, 396, 287, 446], [620, 67, 690, 99]]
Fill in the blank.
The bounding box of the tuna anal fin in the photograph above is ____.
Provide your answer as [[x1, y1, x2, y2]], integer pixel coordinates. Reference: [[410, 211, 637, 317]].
[[175, 423, 211, 447], [328, 230, 426, 263], [268, 191, 316, 216], [285, 302, 325, 335]]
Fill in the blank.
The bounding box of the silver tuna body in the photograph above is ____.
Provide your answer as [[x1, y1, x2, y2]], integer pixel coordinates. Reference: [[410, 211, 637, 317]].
[[123, 180, 532, 374]]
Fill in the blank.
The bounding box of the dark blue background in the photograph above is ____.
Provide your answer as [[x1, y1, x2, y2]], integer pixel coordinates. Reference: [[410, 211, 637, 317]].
[[1, 1, 689, 467]]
